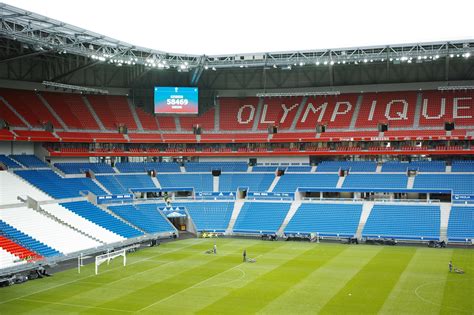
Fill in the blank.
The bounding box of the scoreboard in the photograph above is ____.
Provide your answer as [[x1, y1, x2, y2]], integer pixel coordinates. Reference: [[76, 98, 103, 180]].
[[154, 87, 198, 115]]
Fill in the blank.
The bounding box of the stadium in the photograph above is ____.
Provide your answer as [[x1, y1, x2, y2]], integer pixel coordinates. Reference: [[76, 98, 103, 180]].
[[0, 1, 473, 314]]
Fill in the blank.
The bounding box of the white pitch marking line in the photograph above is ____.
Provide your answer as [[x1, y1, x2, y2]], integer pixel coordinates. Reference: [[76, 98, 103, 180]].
[[0, 239, 206, 306], [19, 298, 134, 314], [194, 267, 246, 289]]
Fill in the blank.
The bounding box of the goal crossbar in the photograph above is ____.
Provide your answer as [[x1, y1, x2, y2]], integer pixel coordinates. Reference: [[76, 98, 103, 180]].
[[95, 249, 126, 275]]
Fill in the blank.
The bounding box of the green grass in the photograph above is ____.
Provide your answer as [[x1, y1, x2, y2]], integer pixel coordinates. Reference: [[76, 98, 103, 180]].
[[0, 238, 472, 314]]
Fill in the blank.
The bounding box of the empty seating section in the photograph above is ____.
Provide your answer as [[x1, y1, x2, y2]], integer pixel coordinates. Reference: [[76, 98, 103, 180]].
[[362, 205, 440, 240], [286, 166, 312, 172], [109, 204, 174, 234], [414, 174, 474, 194], [172, 202, 234, 232], [233, 202, 290, 233], [61, 201, 143, 238], [296, 94, 358, 129], [185, 162, 248, 172], [0, 220, 59, 257], [179, 108, 215, 131], [0, 155, 21, 168], [252, 166, 280, 172], [156, 116, 176, 130], [258, 97, 302, 130], [452, 161, 474, 172], [158, 174, 213, 191], [41, 203, 125, 244], [356, 92, 417, 128], [447, 207, 474, 242], [0, 97, 26, 127], [55, 162, 115, 174], [419, 90, 474, 126], [0, 235, 42, 262], [10, 155, 48, 168], [0, 89, 61, 128], [273, 174, 339, 192], [343, 174, 408, 189], [381, 161, 410, 172], [0, 206, 101, 254], [96, 175, 127, 194], [219, 97, 259, 130], [134, 107, 159, 130], [15, 170, 105, 198], [87, 95, 137, 130], [409, 161, 446, 172], [285, 203, 363, 236], [115, 174, 155, 190], [42, 92, 99, 129], [115, 162, 180, 173], [0, 247, 26, 269], [219, 174, 274, 192], [316, 161, 376, 172], [0, 171, 50, 204]]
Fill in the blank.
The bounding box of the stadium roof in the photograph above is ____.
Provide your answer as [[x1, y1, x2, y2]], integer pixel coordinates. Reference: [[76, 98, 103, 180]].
[[1, 3, 473, 72]]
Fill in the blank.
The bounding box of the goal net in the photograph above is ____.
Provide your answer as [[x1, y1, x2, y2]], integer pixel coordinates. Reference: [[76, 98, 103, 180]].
[[95, 249, 126, 275]]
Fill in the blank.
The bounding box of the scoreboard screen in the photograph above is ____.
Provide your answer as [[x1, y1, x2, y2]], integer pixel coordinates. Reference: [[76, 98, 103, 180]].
[[154, 87, 198, 115]]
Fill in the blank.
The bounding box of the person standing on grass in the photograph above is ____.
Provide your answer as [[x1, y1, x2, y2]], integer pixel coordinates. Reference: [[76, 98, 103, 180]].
[[449, 260, 453, 272], [243, 249, 247, 262], [213, 243, 217, 254]]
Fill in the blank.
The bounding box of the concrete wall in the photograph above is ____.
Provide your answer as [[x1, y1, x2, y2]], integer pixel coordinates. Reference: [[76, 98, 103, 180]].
[[0, 141, 34, 155]]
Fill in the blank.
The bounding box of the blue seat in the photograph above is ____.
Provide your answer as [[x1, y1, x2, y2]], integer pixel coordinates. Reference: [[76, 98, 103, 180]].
[[343, 174, 408, 189], [172, 202, 234, 232], [109, 204, 175, 234], [447, 206, 474, 242], [219, 174, 274, 192], [0, 155, 22, 168], [158, 174, 213, 192], [273, 174, 340, 192], [9, 155, 48, 168], [233, 202, 290, 233], [55, 163, 115, 174]]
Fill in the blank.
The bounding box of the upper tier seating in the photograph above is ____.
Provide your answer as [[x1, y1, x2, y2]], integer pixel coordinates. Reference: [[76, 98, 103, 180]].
[[362, 204, 440, 240], [179, 108, 215, 131], [285, 203, 363, 236], [447, 206, 474, 242], [355, 91, 417, 128], [134, 107, 159, 130], [95, 176, 127, 194], [0, 220, 59, 257], [0, 97, 26, 127], [419, 90, 474, 126], [185, 162, 248, 172], [316, 161, 377, 172], [61, 201, 143, 238], [0, 171, 50, 204], [0, 235, 42, 262], [273, 174, 340, 192], [451, 161, 474, 172], [0, 88, 61, 128], [109, 204, 175, 234], [219, 174, 274, 192], [296, 94, 358, 130], [96, 174, 156, 194], [0, 206, 101, 254], [258, 97, 303, 130], [156, 116, 176, 130], [115, 162, 180, 173], [87, 95, 137, 130], [0, 155, 21, 168], [54, 162, 115, 174], [42, 92, 99, 129], [219, 97, 259, 130], [343, 174, 408, 189], [172, 202, 234, 232], [413, 174, 474, 194], [157, 174, 213, 191], [40, 203, 125, 244], [233, 202, 290, 233], [10, 155, 48, 168], [15, 170, 105, 198]]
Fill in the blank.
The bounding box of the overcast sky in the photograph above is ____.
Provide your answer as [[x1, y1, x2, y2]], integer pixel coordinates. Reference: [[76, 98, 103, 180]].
[[4, 0, 474, 55]]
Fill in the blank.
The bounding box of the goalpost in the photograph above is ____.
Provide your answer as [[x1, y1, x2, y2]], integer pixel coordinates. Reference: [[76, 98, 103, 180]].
[[95, 249, 126, 275]]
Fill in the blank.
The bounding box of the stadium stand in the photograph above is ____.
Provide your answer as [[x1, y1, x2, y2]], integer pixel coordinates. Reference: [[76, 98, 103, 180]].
[[316, 161, 377, 172], [185, 162, 248, 172], [61, 201, 143, 238], [447, 206, 474, 242], [233, 202, 291, 233], [171, 202, 234, 232], [54, 162, 115, 174], [87, 95, 137, 130], [115, 162, 180, 173], [179, 108, 215, 131], [109, 204, 175, 234], [15, 169, 105, 198], [0, 247, 27, 268], [451, 160, 474, 172], [219, 97, 259, 130], [273, 174, 340, 192], [284, 203, 363, 236], [409, 161, 446, 172], [362, 204, 440, 240], [0, 155, 21, 168], [413, 174, 474, 194], [158, 174, 213, 191], [343, 174, 408, 189], [419, 90, 474, 127], [0, 220, 60, 257], [134, 107, 159, 130], [9, 155, 48, 168], [95, 175, 127, 194], [285, 166, 312, 172], [40, 203, 125, 244], [219, 174, 274, 192], [0, 206, 102, 254], [0, 235, 42, 262], [381, 161, 411, 172], [258, 97, 303, 130], [0, 171, 50, 204]]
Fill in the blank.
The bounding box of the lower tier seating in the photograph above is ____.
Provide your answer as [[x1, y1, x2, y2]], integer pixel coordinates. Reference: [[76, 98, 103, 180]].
[[447, 206, 474, 242], [108, 204, 175, 234], [233, 202, 290, 233], [0, 171, 51, 205], [172, 202, 234, 232]]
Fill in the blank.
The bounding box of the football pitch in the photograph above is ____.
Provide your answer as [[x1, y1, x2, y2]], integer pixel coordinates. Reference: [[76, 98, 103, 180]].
[[0, 238, 472, 314]]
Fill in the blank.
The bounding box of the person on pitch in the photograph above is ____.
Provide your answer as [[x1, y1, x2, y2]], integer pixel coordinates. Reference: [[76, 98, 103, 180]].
[[243, 249, 247, 262], [213, 243, 217, 254], [449, 260, 453, 272]]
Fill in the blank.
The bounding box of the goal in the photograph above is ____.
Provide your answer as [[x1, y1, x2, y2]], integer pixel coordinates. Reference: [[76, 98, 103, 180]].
[[95, 249, 126, 275]]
